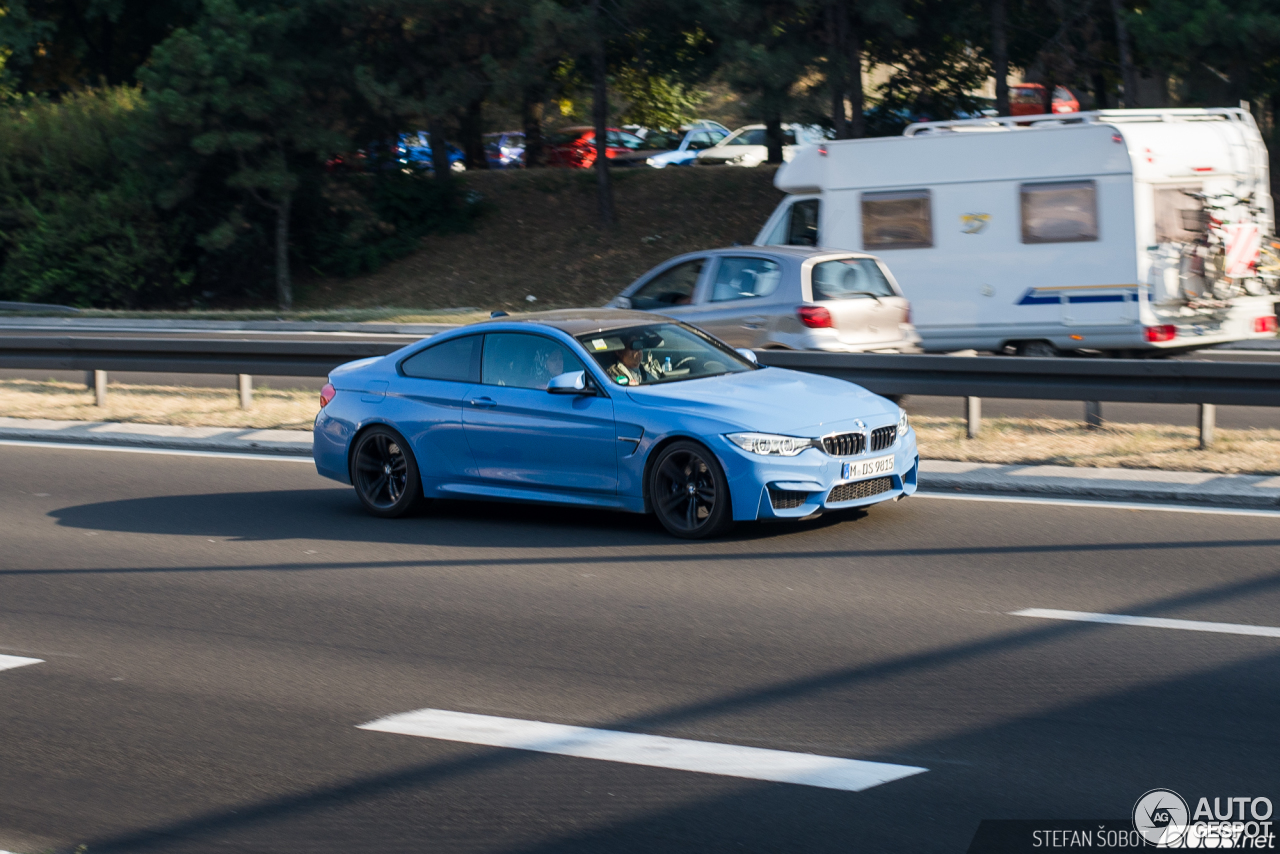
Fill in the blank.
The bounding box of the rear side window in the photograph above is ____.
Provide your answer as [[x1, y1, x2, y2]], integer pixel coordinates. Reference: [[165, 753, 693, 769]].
[[400, 335, 481, 382], [710, 257, 782, 302], [862, 190, 933, 250], [1021, 180, 1098, 243], [631, 259, 704, 309], [811, 259, 895, 300]]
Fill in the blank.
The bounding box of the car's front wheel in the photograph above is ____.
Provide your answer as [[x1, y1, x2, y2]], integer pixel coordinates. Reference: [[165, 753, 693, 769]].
[[350, 426, 424, 518], [649, 440, 732, 539]]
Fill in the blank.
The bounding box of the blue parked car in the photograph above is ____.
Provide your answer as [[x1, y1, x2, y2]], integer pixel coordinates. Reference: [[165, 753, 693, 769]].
[[398, 132, 467, 173], [313, 309, 917, 538], [642, 121, 731, 168]]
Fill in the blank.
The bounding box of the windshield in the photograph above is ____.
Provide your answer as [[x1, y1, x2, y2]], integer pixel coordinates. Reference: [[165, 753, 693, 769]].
[[811, 258, 896, 300], [578, 323, 756, 387], [726, 128, 766, 146]]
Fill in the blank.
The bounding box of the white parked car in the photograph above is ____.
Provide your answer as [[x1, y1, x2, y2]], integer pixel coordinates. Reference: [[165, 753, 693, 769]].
[[696, 124, 828, 168]]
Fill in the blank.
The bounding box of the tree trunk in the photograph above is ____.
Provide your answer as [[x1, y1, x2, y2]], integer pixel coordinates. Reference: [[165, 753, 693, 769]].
[[990, 0, 1010, 116], [429, 119, 453, 180], [827, 0, 849, 139], [590, 0, 616, 228], [521, 86, 544, 168], [847, 18, 865, 138], [275, 192, 292, 312], [765, 114, 784, 164], [1109, 0, 1139, 107], [460, 98, 489, 170]]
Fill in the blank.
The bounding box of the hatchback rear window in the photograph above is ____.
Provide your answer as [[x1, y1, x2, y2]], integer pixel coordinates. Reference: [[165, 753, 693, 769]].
[[811, 259, 895, 300]]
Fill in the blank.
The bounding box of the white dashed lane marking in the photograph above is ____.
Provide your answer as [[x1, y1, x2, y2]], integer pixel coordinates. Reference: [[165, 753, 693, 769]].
[[0, 654, 43, 672], [1011, 608, 1280, 639], [359, 708, 927, 793]]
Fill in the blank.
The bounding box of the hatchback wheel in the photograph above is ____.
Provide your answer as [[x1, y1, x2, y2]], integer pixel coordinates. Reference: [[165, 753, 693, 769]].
[[649, 440, 732, 538], [351, 426, 424, 518]]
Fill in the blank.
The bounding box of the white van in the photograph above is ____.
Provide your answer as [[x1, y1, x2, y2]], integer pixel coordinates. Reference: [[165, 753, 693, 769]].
[[756, 108, 1280, 355]]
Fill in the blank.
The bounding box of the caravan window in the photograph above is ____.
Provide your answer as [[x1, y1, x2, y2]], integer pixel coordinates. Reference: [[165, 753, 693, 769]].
[[861, 190, 933, 250], [786, 199, 820, 246], [1020, 181, 1098, 243]]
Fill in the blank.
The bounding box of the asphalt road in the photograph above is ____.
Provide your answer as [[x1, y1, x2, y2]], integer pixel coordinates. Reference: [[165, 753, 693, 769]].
[[1, 444, 1278, 853]]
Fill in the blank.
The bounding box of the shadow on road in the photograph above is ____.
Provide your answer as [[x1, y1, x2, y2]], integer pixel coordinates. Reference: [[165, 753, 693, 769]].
[[44, 487, 868, 550]]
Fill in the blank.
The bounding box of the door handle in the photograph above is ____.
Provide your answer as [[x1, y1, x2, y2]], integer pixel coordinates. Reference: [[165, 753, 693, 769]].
[[468, 396, 496, 408], [741, 316, 765, 330]]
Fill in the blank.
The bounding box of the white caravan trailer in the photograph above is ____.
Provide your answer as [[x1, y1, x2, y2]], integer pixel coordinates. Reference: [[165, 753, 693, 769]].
[[756, 109, 1280, 355]]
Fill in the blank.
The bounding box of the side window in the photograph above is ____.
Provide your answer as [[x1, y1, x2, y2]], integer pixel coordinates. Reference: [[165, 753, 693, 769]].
[[782, 129, 798, 146], [862, 190, 933, 250], [400, 335, 481, 382], [711, 257, 783, 302], [786, 199, 820, 246], [481, 333, 585, 390], [1021, 180, 1098, 243], [630, 259, 704, 309], [686, 132, 713, 151]]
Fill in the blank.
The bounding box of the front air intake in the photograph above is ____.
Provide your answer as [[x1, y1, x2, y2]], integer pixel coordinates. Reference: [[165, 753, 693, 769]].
[[827, 477, 893, 504]]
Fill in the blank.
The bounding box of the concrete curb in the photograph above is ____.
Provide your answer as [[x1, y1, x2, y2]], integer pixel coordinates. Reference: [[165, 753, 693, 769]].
[[3, 418, 1278, 509], [0, 417, 311, 456], [919, 460, 1280, 509]]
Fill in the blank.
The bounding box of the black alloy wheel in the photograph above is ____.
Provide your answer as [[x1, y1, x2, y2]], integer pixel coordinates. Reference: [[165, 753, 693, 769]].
[[649, 440, 732, 539], [351, 426, 424, 518]]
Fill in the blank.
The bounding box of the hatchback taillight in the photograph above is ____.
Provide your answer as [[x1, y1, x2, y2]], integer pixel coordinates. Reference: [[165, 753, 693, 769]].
[[797, 305, 834, 328], [1144, 325, 1177, 343], [1254, 316, 1277, 334], [320, 383, 336, 407]]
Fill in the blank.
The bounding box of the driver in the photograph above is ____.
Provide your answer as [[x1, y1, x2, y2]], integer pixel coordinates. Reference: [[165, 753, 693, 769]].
[[606, 334, 665, 386]]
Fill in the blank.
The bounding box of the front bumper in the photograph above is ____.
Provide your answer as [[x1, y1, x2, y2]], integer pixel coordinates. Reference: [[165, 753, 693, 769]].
[[717, 429, 920, 521]]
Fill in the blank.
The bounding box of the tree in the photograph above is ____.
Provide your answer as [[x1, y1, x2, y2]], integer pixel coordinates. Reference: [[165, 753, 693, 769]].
[[141, 0, 346, 310]]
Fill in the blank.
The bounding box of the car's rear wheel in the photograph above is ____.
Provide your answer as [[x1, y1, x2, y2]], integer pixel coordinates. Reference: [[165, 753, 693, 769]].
[[649, 440, 732, 539], [351, 426, 424, 518]]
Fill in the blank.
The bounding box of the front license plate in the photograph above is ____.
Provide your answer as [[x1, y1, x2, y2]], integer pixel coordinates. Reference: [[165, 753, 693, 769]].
[[841, 454, 895, 481]]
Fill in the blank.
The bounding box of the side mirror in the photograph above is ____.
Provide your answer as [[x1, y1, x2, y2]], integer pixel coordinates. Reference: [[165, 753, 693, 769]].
[[735, 348, 759, 364], [547, 371, 592, 394]]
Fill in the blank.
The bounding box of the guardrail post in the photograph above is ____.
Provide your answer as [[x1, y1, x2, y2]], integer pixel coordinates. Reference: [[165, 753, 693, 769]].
[[238, 374, 253, 410], [93, 370, 107, 406], [1198, 403, 1215, 449], [965, 396, 981, 439], [1084, 400, 1103, 430]]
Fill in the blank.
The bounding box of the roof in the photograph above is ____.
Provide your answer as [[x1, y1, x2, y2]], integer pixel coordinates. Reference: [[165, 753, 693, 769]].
[[484, 308, 667, 336]]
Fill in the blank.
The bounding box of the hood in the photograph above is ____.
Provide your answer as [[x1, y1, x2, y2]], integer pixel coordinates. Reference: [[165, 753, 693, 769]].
[[625, 367, 897, 434]]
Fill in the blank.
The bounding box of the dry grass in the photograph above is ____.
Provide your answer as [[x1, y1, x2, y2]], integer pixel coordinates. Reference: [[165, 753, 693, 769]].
[[5, 378, 1280, 474], [913, 415, 1280, 475], [0, 378, 318, 430]]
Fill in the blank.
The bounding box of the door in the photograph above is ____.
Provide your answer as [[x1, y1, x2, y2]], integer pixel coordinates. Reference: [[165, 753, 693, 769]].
[[685, 255, 785, 347], [390, 334, 482, 481], [462, 332, 618, 494], [626, 256, 707, 319]]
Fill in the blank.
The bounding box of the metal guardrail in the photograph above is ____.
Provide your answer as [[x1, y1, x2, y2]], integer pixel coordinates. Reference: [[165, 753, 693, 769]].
[[3, 335, 1279, 445]]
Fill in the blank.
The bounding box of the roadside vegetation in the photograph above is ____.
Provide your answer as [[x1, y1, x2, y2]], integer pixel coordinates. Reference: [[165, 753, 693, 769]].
[[5, 377, 1279, 474]]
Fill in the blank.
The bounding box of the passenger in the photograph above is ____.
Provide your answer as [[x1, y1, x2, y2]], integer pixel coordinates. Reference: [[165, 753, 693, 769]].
[[605, 335, 664, 386], [538, 348, 566, 388]]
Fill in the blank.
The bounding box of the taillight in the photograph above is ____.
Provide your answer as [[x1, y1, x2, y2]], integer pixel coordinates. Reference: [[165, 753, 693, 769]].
[[320, 383, 336, 407], [1144, 325, 1177, 343], [797, 305, 833, 328], [1254, 316, 1277, 334]]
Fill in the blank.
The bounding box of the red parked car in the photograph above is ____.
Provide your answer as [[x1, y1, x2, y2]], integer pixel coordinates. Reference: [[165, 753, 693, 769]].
[[1010, 84, 1079, 116], [544, 126, 646, 168]]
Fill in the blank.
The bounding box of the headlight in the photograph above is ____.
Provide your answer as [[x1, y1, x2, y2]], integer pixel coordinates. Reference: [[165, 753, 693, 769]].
[[898, 409, 910, 434], [725, 432, 815, 456]]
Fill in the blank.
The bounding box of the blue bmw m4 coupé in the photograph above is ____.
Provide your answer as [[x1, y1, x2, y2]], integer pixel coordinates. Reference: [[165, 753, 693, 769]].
[[313, 309, 918, 538]]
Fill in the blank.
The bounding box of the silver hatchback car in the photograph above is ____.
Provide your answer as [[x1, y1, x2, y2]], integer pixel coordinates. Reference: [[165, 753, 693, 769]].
[[607, 246, 921, 352]]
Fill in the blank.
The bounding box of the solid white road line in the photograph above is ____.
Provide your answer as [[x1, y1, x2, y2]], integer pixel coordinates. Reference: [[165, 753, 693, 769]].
[[1011, 608, 1280, 639], [916, 491, 1280, 519], [0, 654, 43, 672], [0, 439, 313, 463], [359, 708, 927, 793]]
